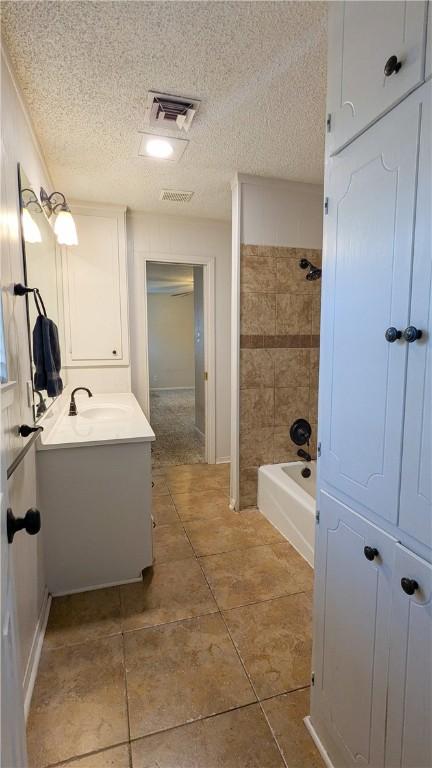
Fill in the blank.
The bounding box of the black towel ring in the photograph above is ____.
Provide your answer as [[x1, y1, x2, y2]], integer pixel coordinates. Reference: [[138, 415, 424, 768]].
[[14, 283, 47, 317]]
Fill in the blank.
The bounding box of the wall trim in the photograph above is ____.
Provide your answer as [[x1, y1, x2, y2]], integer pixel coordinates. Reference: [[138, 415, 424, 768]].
[[229, 176, 241, 509], [304, 717, 335, 768], [216, 456, 230, 464], [139, 251, 217, 465], [23, 589, 51, 721]]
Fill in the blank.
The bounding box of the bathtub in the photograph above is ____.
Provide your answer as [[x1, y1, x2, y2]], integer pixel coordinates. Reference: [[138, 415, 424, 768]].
[[257, 461, 316, 567]]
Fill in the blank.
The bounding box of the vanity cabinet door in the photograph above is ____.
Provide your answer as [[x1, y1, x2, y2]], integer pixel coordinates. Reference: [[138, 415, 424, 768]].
[[385, 544, 432, 768], [327, 1, 427, 154], [399, 83, 431, 548], [311, 492, 396, 767], [63, 207, 129, 366], [319, 87, 423, 525]]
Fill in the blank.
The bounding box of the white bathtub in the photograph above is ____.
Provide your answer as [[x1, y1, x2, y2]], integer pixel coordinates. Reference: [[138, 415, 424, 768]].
[[257, 461, 316, 567]]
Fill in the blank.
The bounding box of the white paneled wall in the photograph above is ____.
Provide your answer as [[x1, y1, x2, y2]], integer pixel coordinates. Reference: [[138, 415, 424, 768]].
[[128, 212, 231, 463], [1, 48, 50, 696]]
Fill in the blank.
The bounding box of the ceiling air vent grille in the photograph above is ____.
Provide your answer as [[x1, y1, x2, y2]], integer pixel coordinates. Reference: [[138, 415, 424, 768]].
[[160, 190, 194, 203], [144, 91, 200, 133]]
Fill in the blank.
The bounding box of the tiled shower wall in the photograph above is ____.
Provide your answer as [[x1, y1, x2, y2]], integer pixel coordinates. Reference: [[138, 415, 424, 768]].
[[239, 245, 321, 509]]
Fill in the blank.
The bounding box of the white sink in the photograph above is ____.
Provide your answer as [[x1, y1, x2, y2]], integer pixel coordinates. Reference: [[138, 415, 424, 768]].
[[80, 405, 130, 421]]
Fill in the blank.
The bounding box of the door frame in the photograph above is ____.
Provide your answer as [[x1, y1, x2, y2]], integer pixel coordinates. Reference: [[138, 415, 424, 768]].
[[141, 252, 216, 464]]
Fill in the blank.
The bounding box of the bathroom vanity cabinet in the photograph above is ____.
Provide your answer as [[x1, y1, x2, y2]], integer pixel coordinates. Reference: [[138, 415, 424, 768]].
[[310, 3, 432, 766], [36, 393, 154, 594]]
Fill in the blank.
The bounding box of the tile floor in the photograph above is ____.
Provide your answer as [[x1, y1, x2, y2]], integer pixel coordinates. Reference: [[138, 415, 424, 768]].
[[27, 464, 323, 768], [150, 389, 205, 467]]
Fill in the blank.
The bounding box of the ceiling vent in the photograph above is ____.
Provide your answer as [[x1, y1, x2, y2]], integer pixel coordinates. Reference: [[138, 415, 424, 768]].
[[144, 91, 200, 133], [160, 190, 194, 203]]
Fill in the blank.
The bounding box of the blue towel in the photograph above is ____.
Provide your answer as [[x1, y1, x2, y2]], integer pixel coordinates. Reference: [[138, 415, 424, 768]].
[[33, 314, 63, 397]]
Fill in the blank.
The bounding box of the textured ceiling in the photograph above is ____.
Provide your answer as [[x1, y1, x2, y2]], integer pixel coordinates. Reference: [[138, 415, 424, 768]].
[[2, 1, 327, 220]]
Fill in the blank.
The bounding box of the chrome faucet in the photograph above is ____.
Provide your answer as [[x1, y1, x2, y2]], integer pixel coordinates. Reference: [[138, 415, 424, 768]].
[[69, 387, 93, 416]]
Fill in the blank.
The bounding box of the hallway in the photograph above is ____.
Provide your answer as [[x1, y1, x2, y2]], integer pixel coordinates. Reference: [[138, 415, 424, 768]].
[[27, 464, 322, 768], [150, 389, 205, 468]]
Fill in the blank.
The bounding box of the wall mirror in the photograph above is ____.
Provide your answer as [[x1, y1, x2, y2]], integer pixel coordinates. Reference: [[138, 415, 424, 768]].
[[18, 165, 66, 422]]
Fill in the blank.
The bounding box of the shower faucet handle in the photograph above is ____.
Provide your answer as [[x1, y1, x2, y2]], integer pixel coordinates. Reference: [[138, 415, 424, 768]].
[[385, 327, 402, 343]]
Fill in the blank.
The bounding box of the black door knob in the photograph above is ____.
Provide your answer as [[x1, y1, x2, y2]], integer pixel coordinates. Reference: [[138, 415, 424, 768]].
[[403, 326, 422, 343], [18, 424, 42, 438], [7, 507, 41, 544], [364, 546, 379, 561], [384, 55, 402, 76], [385, 327, 402, 343], [401, 577, 419, 596]]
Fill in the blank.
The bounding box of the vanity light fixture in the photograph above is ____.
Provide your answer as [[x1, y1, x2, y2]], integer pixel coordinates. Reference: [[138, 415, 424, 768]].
[[21, 188, 42, 244], [138, 132, 188, 163], [40, 187, 78, 246]]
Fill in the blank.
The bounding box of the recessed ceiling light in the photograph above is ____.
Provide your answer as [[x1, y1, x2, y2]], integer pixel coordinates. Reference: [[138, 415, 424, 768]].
[[146, 138, 174, 159], [138, 132, 188, 163]]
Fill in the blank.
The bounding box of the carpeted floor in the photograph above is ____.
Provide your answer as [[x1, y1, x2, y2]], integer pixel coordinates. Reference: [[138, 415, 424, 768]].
[[150, 389, 205, 468]]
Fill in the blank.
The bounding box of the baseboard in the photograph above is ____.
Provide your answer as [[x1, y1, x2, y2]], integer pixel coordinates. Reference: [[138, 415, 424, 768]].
[[52, 575, 143, 597], [150, 387, 194, 392], [216, 456, 230, 464], [304, 716, 335, 768], [23, 588, 51, 721]]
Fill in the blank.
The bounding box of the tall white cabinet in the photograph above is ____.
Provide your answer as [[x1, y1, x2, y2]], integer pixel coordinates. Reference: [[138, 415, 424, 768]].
[[310, 3, 431, 767]]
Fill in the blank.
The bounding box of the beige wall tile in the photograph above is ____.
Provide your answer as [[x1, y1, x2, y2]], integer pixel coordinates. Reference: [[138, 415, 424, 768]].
[[241, 254, 276, 293], [239, 466, 259, 509], [240, 426, 274, 467], [276, 256, 319, 294], [276, 294, 312, 335], [271, 349, 310, 388], [241, 293, 276, 335], [273, 426, 300, 464], [241, 388, 274, 428], [311, 295, 321, 334], [274, 387, 310, 428], [309, 387, 318, 424], [240, 348, 274, 388]]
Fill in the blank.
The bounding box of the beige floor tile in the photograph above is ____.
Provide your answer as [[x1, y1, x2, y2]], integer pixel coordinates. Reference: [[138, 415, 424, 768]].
[[44, 588, 122, 650], [184, 510, 284, 556], [58, 744, 130, 767], [200, 542, 313, 609], [223, 593, 313, 699], [124, 613, 255, 739], [131, 704, 284, 768], [152, 475, 170, 497], [171, 488, 232, 521], [153, 522, 195, 563], [27, 637, 128, 768], [262, 689, 324, 767], [165, 463, 229, 494], [120, 558, 217, 630], [151, 494, 180, 525]]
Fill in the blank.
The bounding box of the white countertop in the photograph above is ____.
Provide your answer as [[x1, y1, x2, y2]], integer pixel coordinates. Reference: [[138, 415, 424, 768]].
[[37, 392, 155, 450]]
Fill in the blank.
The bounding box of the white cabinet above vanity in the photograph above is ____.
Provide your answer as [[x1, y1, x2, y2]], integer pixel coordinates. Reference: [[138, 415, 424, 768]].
[[61, 204, 129, 367]]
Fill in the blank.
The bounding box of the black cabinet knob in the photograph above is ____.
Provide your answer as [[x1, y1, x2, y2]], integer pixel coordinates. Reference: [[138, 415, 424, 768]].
[[385, 327, 402, 343], [401, 577, 419, 596], [18, 424, 42, 438], [403, 326, 422, 343], [7, 507, 41, 544], [364, 546, 379, 561], [112, 350, 117, 355], [384, 55, 402, 77]]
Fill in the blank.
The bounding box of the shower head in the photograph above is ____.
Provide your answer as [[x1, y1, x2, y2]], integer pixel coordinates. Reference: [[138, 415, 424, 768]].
[[299, 258, 322, 281]]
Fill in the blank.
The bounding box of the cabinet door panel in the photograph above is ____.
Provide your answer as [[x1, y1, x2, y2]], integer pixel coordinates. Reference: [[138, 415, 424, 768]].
[[399, 82, 431, 547], [65, 214, 123, 362], [319, 90, 422, 523], [311, 492, 396, 767], [327, 1, 427, 153], [385, 544, 432, 768]]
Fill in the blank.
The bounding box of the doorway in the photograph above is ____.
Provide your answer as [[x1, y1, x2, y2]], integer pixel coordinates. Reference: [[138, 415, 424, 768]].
[[145, 259, 215, 468]]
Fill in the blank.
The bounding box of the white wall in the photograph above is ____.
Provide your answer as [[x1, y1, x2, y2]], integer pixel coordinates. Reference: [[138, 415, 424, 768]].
[[1, 48, 49, 699], [240, 174, 323, 248], [147, 292, 195, 389], [128, 212, 231, 462]]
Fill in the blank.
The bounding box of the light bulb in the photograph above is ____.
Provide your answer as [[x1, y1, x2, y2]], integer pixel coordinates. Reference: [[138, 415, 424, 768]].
[[22, 208, 42, 243], [145, 138, 174, 159], [54, 209, 78, 246]]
